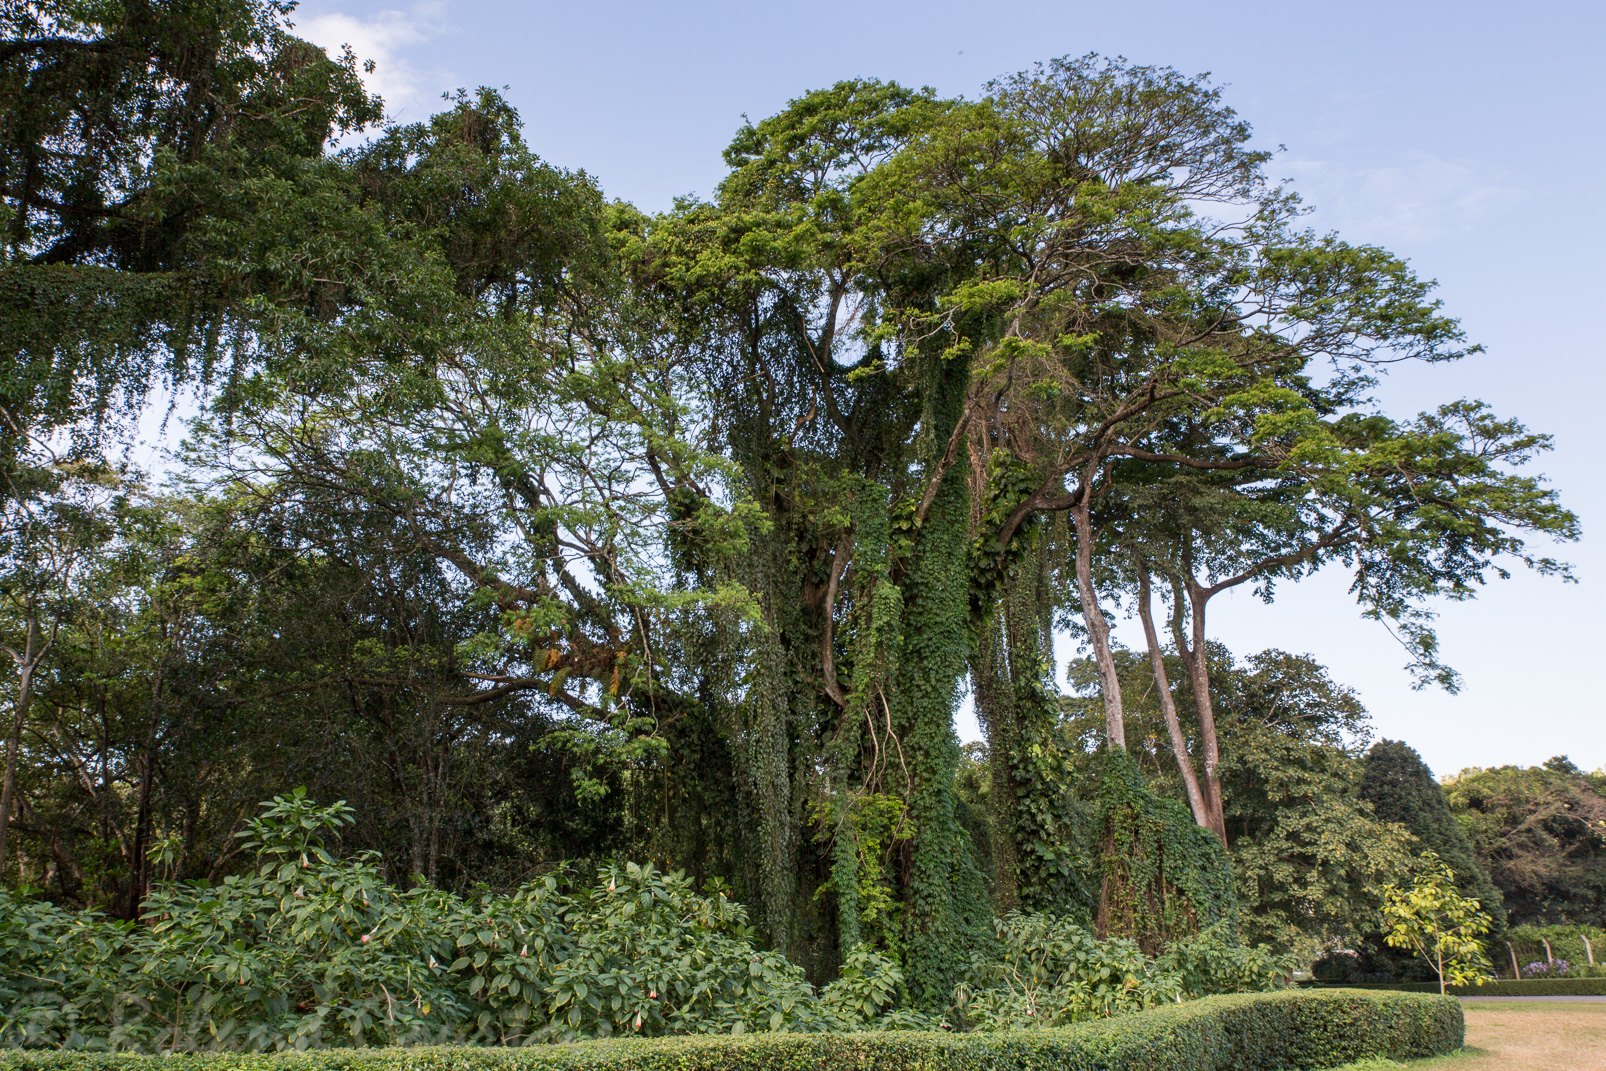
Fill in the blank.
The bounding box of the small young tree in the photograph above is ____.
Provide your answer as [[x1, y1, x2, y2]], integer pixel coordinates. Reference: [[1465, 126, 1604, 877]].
[[1381, 851, 1494, 993]]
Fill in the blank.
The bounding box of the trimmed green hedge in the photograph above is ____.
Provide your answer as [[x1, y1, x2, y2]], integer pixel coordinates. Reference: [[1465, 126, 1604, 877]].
[[0, 991, 1462, 1071], [1302, 977, 1606, 997]]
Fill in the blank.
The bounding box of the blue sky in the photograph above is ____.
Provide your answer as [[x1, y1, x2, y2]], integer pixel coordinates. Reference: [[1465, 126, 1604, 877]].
[[281, 0, 1604, 776]]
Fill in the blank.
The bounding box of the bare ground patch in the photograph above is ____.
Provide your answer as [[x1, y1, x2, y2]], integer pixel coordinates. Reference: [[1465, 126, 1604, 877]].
[[1334, 1001, 1606, 1071]]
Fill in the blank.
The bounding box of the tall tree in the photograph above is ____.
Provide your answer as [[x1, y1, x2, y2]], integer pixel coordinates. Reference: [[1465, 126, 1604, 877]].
[[1445, 760, 1606, 926], [1361, 740, 1504, 924]]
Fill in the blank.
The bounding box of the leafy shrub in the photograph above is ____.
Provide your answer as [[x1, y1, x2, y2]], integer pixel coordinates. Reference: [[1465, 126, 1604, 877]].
[[951, 912, 1181, 1030], [947, 912, 1287, 1031], [1156, 922, 1293, 998], [0, 792, 914, 1051], [0, 990, 1464, 1071], [0, 792, 1294, 1054]]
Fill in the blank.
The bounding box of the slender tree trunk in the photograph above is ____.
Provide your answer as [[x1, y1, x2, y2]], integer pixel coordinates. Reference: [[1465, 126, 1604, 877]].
[[1182, 572, 1228, 848], [1134, 558, 1209, 828], [125, 665, 164, 920], [0, 659, 35, 875], [1071, 501, 1124, 749], [0, 612, 48, 876]]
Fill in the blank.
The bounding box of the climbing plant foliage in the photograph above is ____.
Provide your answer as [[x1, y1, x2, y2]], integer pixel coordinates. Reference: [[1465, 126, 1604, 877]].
[[1095, 750, 1237, 953]]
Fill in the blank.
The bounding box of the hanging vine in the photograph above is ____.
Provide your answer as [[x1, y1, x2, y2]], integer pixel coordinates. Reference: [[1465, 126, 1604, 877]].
[[1095, 748, 1236, 954]]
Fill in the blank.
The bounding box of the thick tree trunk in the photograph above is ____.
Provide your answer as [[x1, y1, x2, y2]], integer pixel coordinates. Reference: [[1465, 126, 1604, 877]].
[[1071, 502, 1124, 749], [1134, 559, 1210, 828]]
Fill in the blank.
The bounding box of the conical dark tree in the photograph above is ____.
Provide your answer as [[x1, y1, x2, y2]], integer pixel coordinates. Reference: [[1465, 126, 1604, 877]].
[[1361, 740, 1504, 922]]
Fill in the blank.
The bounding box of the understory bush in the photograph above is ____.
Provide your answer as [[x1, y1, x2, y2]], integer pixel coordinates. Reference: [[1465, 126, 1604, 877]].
[[950, 914, 1290, 1031], [0, 991, 1464, 1070], [1, 793, 1293, 1053], [0, 793, 917, 1050], [1311, 951, 1360, 983]]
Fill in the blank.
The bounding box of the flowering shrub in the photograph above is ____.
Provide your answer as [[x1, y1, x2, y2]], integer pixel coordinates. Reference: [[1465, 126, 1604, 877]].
[[1522, 959, 1572, 977]]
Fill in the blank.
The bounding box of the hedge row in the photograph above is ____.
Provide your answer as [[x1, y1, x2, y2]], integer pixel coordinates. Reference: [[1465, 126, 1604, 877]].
[[1301, 977, 1606, 997], [0, 991, 1462, 1071]]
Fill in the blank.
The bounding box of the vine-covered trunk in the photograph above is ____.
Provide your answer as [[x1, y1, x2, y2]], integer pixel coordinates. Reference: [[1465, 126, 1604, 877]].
[[972, 541, 1060, 914], [894, 354, 984, 1009], [970, 620, 1020, 911], [895, 459, 975, 1007]]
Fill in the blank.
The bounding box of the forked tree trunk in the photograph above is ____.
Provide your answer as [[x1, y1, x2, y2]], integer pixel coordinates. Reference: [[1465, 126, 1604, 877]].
[[1133, 557, 1209, 828], [1165, 562, 1227, 849], [1184, 577, 1229, 848]]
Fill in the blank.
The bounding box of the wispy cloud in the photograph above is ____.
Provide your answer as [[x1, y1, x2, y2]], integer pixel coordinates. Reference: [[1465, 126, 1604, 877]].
[[1282, 152, 1523, 244], [295, 2, 453, 122]]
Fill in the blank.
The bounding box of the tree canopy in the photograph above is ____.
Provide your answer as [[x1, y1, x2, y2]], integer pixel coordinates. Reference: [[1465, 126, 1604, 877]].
[[0, 0, 1580, 1011]]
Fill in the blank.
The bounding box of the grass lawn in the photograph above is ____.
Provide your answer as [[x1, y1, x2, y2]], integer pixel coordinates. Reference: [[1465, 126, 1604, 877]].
[[1333, 1001, 1606, 1071]]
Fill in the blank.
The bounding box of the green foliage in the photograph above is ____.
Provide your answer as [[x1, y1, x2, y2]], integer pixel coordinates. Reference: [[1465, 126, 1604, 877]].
[[951, 913, 1183, 1030], [1216, 658, 1417, 947], [1157, 923, 1293, 999], [1311, 952, 1361, 983], [0, 991, 1465, 1070], [1381, 852, 1495, 993], [1094, 749, 1235, 951], [1503, 923, 1606, 974], [1361, 742, 1504, 925], [0, 795, 913, 1051], [947, 912, 1285, 1031], [1061, 647, 1414, 950], [0, 0, 380, 460], [0, 0, 1581, 1005], [809, 794, 909, 958], [1444, 761, 1606, 927]]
